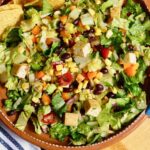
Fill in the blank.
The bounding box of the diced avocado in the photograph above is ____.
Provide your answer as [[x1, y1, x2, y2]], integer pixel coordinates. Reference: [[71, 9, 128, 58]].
[[15, 105, 35, 131], [45, 84, 57, 95]]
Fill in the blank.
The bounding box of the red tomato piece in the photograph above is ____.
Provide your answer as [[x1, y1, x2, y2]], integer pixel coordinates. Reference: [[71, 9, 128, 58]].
[[101, 47, 109, 59], [58, 72, 73, 86], [42, 113, 56, 124]]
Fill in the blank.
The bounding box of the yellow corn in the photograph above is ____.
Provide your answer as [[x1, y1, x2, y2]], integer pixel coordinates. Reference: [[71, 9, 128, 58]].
[[78, 82, 83, 90], [95, 28, 101, 36], [96, 72, 103, 79], [105, 59, 112, 66], [93, 78, 101, 84], [83, 80, 88, 89], [55, 71, 62, 76], [70, 67, 79, 73], [57, 86, 63, 92], [56, 64, 63, 71], [65, 58, 72, 62]]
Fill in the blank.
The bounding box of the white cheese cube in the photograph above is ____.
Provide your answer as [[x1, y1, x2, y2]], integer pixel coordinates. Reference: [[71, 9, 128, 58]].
[[84, 99, 101, 117], [73, 42, 92, 57], [81, 13, 94, 26], [12, 64, 29, 79], [106, 30, 113, 39], [64, 113, 79, 126], [69, 8, 81, 20], [124, 52, 137, 64]]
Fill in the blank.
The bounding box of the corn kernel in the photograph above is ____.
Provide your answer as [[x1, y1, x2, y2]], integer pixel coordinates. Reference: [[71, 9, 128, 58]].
[[85, 25, 90, 30], [101, 27, 107, 33], [105, 59, 112, 66], [88, 8, 95, 16], [55, 71, 62, 76], [75, 37, 80, 42], [112, 87, 117, 94], [74, 89, 80, 93], [70, 67, 79, 73], [22, 83, 29, 91], [32, 97, 40, 103], [76, 74, 85, 82], [96, 72, 103, 79], [78, 82, 83, 90], [93, 78, 100, 84], [83, 80, 88, 89], [95, 0, 101, 4], [56, 64, 63, 71], [57, 86, 63, 92], [65, 58, 72, 62], [95, 28, 101, 36], [49, 69, 54, 76]]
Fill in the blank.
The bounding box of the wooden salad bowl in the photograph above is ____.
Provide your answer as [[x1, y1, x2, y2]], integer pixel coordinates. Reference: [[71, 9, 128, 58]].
[[0, 0, 150, 150], [0, 104, 147, 150]]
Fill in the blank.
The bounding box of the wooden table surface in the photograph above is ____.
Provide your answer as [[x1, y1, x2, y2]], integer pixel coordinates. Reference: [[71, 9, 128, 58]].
[[104, 117, 150, 150]]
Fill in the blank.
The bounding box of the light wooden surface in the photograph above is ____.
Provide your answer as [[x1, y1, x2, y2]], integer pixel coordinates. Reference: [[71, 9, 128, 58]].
[[104, 117, 150, 150]]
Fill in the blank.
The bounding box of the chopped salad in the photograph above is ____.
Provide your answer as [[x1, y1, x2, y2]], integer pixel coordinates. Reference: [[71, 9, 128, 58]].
[[0, 0, 150, 146]]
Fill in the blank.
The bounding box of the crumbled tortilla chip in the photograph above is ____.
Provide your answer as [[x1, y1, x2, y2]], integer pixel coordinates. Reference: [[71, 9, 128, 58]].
[[48, 0, 64, 9], [13, 0, 64, 9], [13, 0, 42, 6], [0, 4, 23, 37]]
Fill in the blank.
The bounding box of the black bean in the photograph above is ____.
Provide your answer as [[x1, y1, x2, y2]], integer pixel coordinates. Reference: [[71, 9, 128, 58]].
[[61, 53, 71, 61], [107, 92, 116, 98], [101, 68, 109, 74], [83, 30, 90, 38], [82, 9, 88, 13], [94, 44, 103, 51], [73, 18, 80, 25], [89, 28, 95, 33], [68, 40, 75, 48], [55, 47, 63, 55], [63, 86, 74, 92], [31, 102, 39, 108], [128, 44, 134, 51], [93, 89, 102, 95], [86, 82, 93, 90], [72, 80, 79, 89], [95, 84, 104, 91], [7, 110, 17, 116], [113, 105, 121, 112], [57, 21, 64, 28]]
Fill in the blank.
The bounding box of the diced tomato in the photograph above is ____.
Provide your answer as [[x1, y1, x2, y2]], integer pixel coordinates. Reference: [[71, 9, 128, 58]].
[[101, 47, 109, 59], [52, 61, 63, 70], [58, 72, 73, 86], [82, 72, 88, 80], [42, 113, 56, 124]]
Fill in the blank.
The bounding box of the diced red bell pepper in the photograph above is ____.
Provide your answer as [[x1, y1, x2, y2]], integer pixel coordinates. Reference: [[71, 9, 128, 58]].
[[42, 113, 56, 124], [101, 47, 109, 59], [58, 72, 73, 86], [82, 72, 88, 80]]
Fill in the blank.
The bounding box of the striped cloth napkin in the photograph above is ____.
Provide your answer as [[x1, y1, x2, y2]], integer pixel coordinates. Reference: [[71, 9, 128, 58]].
[[0, 121, 41, 150]]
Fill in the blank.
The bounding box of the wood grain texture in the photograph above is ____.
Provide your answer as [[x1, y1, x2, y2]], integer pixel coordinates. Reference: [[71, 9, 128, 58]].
[[104, 117, 150, 150]]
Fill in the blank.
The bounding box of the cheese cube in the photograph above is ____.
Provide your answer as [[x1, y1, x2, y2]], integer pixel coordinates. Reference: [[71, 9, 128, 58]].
[[12, 64, 29, 79], [84, 99, 101, 117], [106, 30, 113, 39], [64, 113, 79, 126], [124, 53, 137, 64], [73, 42, 92, 58]]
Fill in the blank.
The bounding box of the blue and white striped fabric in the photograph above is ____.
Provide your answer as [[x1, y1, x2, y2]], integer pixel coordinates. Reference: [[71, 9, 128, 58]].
[[0, 121, 41, 150]]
